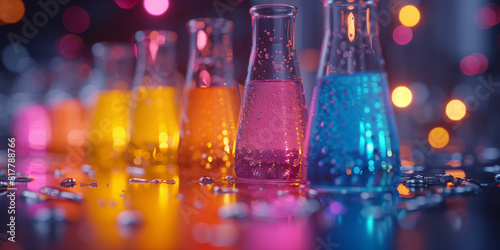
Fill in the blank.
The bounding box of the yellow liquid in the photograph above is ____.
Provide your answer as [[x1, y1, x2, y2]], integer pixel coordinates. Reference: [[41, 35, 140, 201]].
[[89, 90, 130, 157], [129, 86, 179, 166], [178, 86, 239, 177]]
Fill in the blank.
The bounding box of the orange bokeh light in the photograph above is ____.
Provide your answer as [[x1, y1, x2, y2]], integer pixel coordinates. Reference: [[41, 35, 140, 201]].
[[399, 5, 420, 27], [428, 127, 449, 149], [445, 169, 466, 178], [0, 0, 25, 24]]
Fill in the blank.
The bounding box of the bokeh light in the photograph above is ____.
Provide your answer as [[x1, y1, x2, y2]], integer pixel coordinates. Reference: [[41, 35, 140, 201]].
[[460, 55, 480, 76], [115, 0, 139, 9], [393, 25, 413, 45], [56, 34, 85, 59], [399, 5, 420, 27], [445, 169, 466, 178], [298, 48, 320, 72], [474, 5, 498, 29], [0, 0, 25, 24], [471, 53, 488, 74], [197, 30, 208, 51], [392, 86, 412, 108], [143, 0, 169, 16], [1, 43, 31, 73], [446, 100, 466, 121], [428, 127, 449, 149], [63, 6, 90, 34]]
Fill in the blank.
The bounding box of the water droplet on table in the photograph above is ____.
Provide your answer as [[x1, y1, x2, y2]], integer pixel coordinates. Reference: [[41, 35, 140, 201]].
[[116, 210, 144, 227], [150, 179, 162, 184], [165, 179, 176, 184], [129, 178, 148, 184], [214, 186, 238, 194], [60, 178, 77, 188], [198, 176, 215, 185], [88, 182, 99, 188], [14, 176, 34, 183]]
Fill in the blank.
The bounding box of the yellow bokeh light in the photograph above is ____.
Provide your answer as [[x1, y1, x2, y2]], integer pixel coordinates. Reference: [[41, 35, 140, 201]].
[[428, 127, 449, 149], [445, 169, 466, 179], [399, 5, 420, 27], [445, 99, 466, 121], [392, 86, 412, 108]]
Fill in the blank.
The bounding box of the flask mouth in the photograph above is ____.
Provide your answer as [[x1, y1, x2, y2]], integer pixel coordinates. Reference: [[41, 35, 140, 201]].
[[250, 4, 298, 17], [134, 30, 178, 44], [324, 0, 375, 5], [187, 18, 233, 33]]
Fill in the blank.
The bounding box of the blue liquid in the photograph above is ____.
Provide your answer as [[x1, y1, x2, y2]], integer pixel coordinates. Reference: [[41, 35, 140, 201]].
[[305, 73, 401, 191]]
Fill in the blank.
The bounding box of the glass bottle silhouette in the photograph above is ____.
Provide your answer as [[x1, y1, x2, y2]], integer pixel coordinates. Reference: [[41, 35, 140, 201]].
[[235, 4, 308, 183], [305, 0, 401, 191], [128, 30, 180, 167], [45, 57, 87, 154], [89, 42, 134, 159], [179, 18, 240, 178]]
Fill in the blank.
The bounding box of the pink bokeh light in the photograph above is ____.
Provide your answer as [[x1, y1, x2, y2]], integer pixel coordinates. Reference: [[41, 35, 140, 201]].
[[62, 6, 90, 34], [115, 0, 139, 9], [460, 55, 480, 76], [471, 53, 488, 74], [474, 6, 498, 29], [143, 0, 169, 16], [197, 30, 208, 51], [393, 25, 413, 45], [56, 34, 85, 59]]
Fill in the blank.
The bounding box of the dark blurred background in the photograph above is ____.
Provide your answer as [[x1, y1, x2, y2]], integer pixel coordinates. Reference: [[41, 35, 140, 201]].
[[0, 0, 499, 166]]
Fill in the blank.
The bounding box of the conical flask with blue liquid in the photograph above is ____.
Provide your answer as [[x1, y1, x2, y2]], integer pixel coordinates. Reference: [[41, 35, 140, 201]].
[[305, 0, 402, 192]]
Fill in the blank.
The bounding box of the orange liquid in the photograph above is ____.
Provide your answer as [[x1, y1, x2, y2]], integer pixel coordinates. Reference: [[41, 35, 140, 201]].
[[48, 99, 86, 154], [88, 90, 130, 158], [178, 86, 239, 177], [129, 86, 179, 166]]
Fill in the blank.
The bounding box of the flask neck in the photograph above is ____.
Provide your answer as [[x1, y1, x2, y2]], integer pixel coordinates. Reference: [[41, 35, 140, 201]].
[[91, 42, 134, 91], [247, 4, 301, 83], [133, 30, 178, 88], [186, 18, 236, 88], [318, 0, 383, 76]]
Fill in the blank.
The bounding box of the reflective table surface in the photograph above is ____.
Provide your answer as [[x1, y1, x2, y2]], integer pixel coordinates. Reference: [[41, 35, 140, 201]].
[[1, 155, 499, 250]]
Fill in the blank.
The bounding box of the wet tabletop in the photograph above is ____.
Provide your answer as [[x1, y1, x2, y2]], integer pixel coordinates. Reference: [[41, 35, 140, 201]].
[[1, 156, 500, 250]]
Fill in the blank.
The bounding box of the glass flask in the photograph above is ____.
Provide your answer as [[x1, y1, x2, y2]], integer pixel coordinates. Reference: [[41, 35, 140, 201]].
[[305, 0, 401, 191], [89, 42, 135, 159], [45, 57, 88, 154], [11, 67, 52, 156], [129, 30, 180, 167], [235, 4, 308, 183], [178, 18, 240, 178]]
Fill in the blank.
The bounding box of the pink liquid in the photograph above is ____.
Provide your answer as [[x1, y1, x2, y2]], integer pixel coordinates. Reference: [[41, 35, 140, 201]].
[[235, 80, 307, 181]]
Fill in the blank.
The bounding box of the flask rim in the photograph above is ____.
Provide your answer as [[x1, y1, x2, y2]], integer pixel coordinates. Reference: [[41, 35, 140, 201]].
[[323, 0, 376, 5], [91, 42, 132, 58], [134, 29, 178, 44], [250, 4, 298, 17]]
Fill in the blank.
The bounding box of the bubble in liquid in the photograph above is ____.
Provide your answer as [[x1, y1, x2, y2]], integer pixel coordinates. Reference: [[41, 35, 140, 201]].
[[495, 174, 500, 182], [199, 176, 215, 185], [60, 178, 77, 188]]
